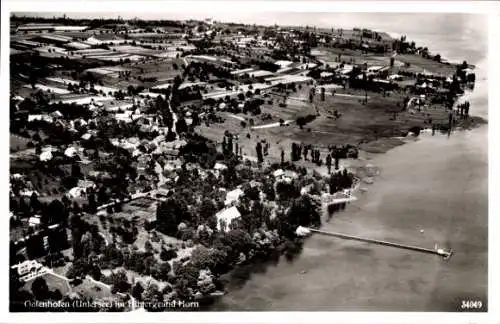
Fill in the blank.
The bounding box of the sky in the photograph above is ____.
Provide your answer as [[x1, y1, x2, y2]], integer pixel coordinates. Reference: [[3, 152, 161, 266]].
[[13, 12, 484, 33]]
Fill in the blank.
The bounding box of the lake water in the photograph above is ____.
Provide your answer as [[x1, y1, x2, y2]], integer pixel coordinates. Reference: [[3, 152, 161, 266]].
[[212, 13, 488, 311]]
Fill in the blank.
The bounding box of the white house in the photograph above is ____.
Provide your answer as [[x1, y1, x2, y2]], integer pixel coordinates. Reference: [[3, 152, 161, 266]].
[[224, 188, 244, 206], [39, 151, 53, 162], [274, 60, 294, 68], [216, 206, 241, 232], [64, 147, 78, 158], [28, 215, 42, 227], [68, 187, 86, 199], [214, 162, 228, 171], [12, 260, 43, 276]]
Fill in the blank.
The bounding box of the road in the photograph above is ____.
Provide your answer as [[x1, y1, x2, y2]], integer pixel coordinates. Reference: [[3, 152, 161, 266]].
[[251, 120, 293, 130]]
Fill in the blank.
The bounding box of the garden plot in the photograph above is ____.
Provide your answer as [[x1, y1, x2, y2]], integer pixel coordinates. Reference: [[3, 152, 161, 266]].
[[58, 95, 116, 105], [46, 77, 78, 85], [111, 45, 159, 56], [35, 45, 68, 55], [153, 51, 182, 58], [76, 48, 113, 56], [265, 74, 312, 85], [64, 42, 91, 50], [91, 84, 120, 94], [85, 66, 131, 76], [151, 82, 172, 90], [23, 84, 70, 94]]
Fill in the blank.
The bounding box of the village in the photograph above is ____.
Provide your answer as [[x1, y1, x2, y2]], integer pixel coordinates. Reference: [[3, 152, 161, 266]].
[[9, 15, 481, 312]]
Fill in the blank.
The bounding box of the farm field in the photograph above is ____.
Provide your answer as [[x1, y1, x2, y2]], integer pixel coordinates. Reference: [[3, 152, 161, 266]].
[[196, 80, 461, 165], [10, 134, 31, 153]]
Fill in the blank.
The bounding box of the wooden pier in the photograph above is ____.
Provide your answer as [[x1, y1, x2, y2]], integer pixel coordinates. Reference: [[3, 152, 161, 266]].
[[307, 228, 452, 259]]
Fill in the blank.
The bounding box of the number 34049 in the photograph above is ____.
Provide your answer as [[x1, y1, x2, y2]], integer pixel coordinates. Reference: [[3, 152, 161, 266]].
[[461, 300, 483, 309]]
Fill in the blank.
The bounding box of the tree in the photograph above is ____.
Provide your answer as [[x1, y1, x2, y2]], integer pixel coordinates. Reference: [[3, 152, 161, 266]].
[[326, 154, 332, 174], [71, 163, 82, 178], [256, 142, 263, 163], [101, 244, 124, 269], [286, 195, 321, 232], [109, 270, 131, 294], [43, 199, 67, 225], [87, 193, 97, 214], [26, 234, 46, 259], [47, 228, 69, 252], [144, 241, 153, 254], [227, 136, 233, 154], [222, 136, 227, 155], [156, 198, 189, 236], [30, 192, 41, 212], [31, 277, 50, 300], [176, 117, 188, 134], [153, 261, 172, 281], [190, 245, 216, 270], [160, 247, 177, 261], [175, 263, 199, 289], [143, 283, 164, 311], [131, 282, 144, 301], [218, 229, 254, 261], [197, 199, 217, 223]]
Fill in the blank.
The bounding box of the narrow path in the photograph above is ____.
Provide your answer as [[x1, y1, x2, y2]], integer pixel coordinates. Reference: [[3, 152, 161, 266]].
[[45, 269, 73, 294], [287, 96, 309, 102], [167, 92, 178, 139], [334, 93, 370, 99], [226, 113, 246, 122], [251, 120, 293, 129]]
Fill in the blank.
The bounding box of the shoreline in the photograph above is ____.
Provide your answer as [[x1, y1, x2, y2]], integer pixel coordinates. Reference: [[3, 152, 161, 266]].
[[210, 76, 488, 308], [9, 13, 488, 312], [211, 119, 488, 311]]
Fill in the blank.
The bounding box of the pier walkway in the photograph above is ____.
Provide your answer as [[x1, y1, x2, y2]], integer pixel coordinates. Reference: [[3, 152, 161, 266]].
[[307, 228, 453, 259]]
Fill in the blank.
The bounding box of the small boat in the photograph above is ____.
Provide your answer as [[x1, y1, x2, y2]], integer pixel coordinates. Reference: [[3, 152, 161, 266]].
[[435, 244, 454, 260]]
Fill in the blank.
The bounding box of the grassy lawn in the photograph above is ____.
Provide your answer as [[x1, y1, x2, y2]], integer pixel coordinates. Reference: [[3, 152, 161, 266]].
[[10, 134, 30, 153], [312, 46, 458, 77], [23, 272, 72, 296], [395, 54, 457, 76], [196, 81, 463, 164], [73, 277, 115, 300]]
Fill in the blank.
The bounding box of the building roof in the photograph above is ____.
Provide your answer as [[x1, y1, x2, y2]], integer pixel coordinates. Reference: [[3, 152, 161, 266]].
[[39, 151, 53, 161], [64, 147, 78, 157], [214, 162, 228, 170], [89, 34, 125, 42], [215, 206, 241, 232], [28, 216, 41, 226], [224, 188, 244, 206], [37, 34, 73, 43]]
